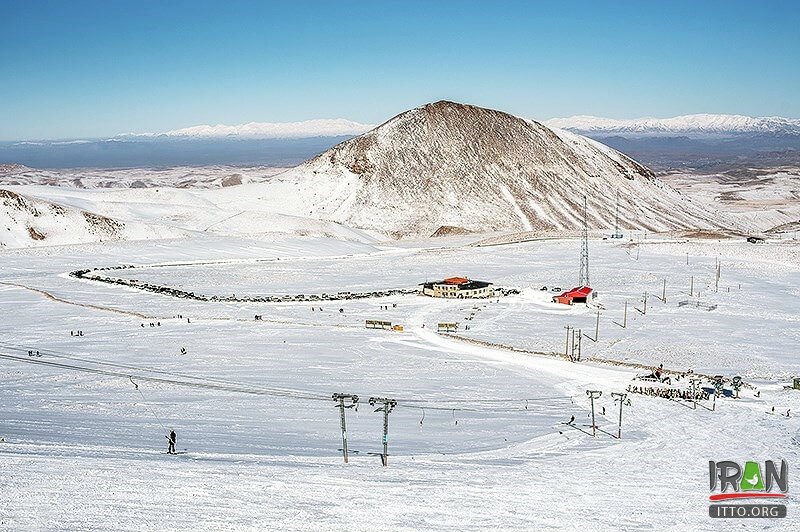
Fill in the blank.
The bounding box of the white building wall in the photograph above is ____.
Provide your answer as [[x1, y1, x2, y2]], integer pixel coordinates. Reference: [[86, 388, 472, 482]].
[[421, 283, 494, 299]]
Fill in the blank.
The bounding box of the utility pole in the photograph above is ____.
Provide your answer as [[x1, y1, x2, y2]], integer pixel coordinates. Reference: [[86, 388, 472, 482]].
[[565, 326, 572, 358], [369, 396, 397, 466], [643, 292, 648, 314], [689, 276, 694, 296], [586, 390, 602, 436], [594, 311, 600, 342], [715, 262, 721, 292], [576, 329, 582, 362], [611, 392, 630, 439], [623, 300, 628, 328], [332, 393, 359, 463], [661, 279, 667, 303]]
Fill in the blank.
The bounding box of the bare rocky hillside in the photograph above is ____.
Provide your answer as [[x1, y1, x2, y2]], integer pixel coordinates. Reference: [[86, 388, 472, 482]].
[[258, 101, 735, 238]]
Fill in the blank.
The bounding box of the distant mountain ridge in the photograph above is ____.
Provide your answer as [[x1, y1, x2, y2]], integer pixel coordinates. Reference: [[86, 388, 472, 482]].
[[158, 119, 375, 139], [544, 114, 800, 137]]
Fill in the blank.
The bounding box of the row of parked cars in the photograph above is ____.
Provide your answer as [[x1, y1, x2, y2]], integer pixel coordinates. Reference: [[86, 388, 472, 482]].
[[70, 266, 419, 303]]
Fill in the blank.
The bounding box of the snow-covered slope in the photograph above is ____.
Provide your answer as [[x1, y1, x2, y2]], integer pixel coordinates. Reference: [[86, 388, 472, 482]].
[[0, 165, 287, 189], [0, 189, 180, 248], [159, 119, 374, 139], [0, 163, 32, 175], [251, 101, 736, 238], [544, 113, 800, 137], [5, 184, 383, 246]]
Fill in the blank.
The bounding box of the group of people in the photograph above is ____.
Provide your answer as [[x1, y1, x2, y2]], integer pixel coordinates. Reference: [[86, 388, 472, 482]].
[[69, 330, 84, 337], [768, 406, 791, 417], [626, 384, 708, 401], [141, 322, 161, 328]]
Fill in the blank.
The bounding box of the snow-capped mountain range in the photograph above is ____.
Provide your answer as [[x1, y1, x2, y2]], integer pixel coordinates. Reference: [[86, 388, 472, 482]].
[[153, 118, 374, 139], [544, 114, 800, 137]]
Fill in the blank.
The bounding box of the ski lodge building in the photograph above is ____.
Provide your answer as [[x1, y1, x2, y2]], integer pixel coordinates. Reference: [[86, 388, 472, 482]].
[[553, 286, 594, 305], [420, 276, 494, 299]]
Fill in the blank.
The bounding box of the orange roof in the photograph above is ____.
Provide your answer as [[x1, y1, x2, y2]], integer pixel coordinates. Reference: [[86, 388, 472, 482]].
[[443, 276, 469, 285]]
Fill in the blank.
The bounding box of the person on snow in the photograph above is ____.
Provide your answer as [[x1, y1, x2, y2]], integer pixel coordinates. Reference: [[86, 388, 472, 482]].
[[567, 415, 575, 425], [167, 429, 177, 454]]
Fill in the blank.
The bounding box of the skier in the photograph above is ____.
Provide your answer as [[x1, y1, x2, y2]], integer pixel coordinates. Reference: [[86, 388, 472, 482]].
[[166, 429, 177, 454]]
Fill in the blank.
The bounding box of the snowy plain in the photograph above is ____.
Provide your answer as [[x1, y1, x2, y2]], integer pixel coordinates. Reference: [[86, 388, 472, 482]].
[[1, 226, 799, 531]]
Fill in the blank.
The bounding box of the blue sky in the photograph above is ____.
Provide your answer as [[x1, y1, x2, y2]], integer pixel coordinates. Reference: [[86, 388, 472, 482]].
[[1, 0, 799, 140]]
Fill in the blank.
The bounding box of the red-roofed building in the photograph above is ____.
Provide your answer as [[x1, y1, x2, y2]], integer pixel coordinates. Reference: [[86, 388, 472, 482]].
[[553, 286, 593, 305], [443, 276, 470, 285], [421, 277, 494, 298]]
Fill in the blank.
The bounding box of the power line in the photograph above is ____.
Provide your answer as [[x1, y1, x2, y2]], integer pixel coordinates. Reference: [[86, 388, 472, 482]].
[[0, 342, 578, 410], [396, 396, 575, 404], [0, 349, 627, 461], [0, 342, 331, 401], [0, 352, 330, 402]]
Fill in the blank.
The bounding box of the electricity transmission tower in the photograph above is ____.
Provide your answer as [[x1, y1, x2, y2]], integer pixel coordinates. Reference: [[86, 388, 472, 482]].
[[612, 190, 623, 239], [332, 393, 359, 463], [579, 196, 590, 286]]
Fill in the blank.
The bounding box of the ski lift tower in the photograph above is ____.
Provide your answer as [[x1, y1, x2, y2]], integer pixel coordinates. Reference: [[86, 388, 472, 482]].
[[579, 196, 590, 287], [611, 190, 624, 239]]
